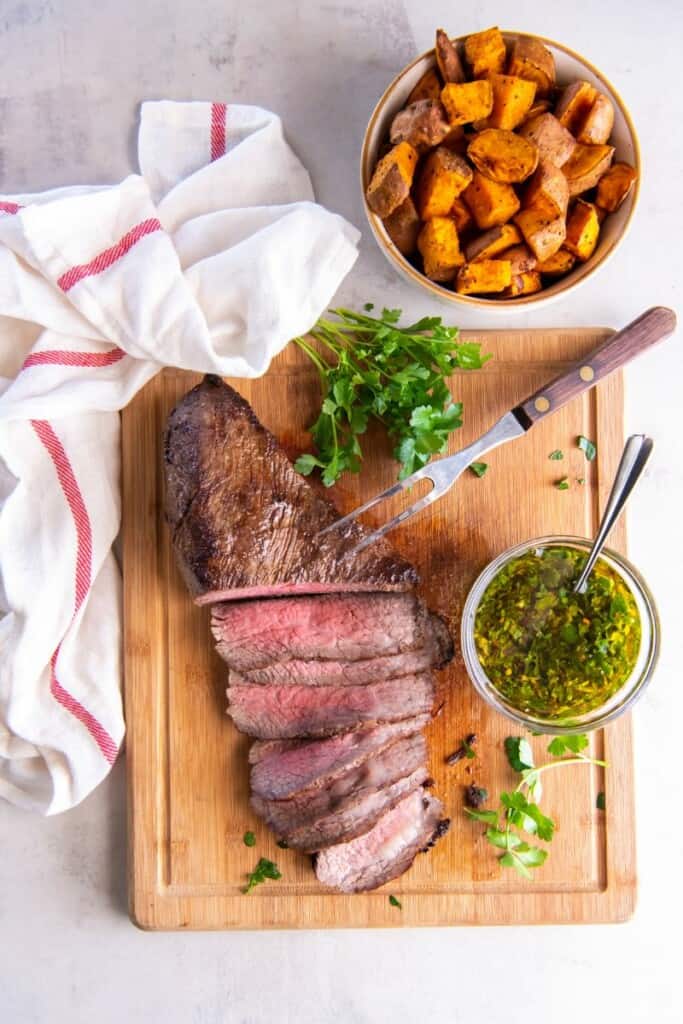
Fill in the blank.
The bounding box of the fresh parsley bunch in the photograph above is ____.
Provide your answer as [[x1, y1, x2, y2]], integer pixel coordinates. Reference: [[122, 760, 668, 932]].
[[293, 305, 490, 486]]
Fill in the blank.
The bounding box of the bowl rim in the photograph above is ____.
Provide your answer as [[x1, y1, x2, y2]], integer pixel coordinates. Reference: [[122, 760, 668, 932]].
[[360, 29, 642, 310], [459, 534, 660, 734]]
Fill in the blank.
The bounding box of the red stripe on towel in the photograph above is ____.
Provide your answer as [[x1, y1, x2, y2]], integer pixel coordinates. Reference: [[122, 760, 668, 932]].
[[0, 201, 21, 215], [57, 218, 162, 292], [22, 347, 126, 370], [210, 102, 227, 160]]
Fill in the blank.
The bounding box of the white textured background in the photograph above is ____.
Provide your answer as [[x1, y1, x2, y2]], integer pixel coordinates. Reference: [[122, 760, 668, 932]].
[[1, 1, 681, 1021]]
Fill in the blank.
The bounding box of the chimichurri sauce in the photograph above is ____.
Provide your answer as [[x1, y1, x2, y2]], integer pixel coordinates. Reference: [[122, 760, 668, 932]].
[[474, 546, 641, 720]]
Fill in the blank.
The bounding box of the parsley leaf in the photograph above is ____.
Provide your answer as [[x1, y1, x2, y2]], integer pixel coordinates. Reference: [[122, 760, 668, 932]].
[[504, 737, 534, 772], [555, 477, 570, 490], [548, 449, 564, 460], [243, 830, 256, 847], [577, 435, 597, 461], [469, 461, 488, 477], [293, 307, 490, 486], [465, 807, 499, 825], [547, 734, 589, 756], [389, 895, 402, 909], [243, 857, 282, 894]]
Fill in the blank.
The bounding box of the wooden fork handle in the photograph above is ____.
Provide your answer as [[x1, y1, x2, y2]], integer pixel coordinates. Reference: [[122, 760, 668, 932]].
[[512, 307, 677, 429]]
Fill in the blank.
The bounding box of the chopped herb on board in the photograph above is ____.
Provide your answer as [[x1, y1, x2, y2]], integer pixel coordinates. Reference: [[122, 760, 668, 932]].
[[548, 449, 564, 460], [276, 839, 289, 849], [469, 461, 489, 477], [446, 733, 477, 765], [555, 477, 570, 490], [243, 857, 282, 894], [389, 895, 402, 909], [243, 830, 256, 847], [465, 785, 488, 809], [596, 791, 606, 810], [577, 435, 597, 460]]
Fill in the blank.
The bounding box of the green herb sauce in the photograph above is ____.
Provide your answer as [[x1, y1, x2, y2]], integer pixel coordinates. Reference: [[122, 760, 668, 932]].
[[474, 546, 641, 720]]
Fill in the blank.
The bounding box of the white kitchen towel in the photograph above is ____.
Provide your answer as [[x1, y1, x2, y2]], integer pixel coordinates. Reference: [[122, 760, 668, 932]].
[[0, 101, 359, 814]]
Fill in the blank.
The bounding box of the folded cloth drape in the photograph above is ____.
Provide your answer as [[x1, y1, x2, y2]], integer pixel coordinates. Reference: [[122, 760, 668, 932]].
[[0, 101, 359, 814]]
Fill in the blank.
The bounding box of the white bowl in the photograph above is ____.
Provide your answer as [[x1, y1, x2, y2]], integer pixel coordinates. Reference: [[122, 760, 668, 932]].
[[360, 31, 641, 312]]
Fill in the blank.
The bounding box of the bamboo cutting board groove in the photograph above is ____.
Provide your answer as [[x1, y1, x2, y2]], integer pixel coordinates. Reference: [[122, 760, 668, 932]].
[[122, 328, 636, 929]]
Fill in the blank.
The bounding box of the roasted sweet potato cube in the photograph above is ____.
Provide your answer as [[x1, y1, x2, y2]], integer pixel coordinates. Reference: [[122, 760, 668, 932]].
[[487, 74, 537, 130], [518, 113, 575, 167], [417, 216, 465, 280], [501, 270, 543, 297], [435, 28, 465, 83], [407, 67, 442, 105], [390, 100, 451, 151], [441, 124, 467, 152], [522, 99, 551, 123], [382, 196, 421, 256], [366, 142, 418, 218], [450, 196, 474, 234], [514, 206, 566, 262], [576, 93, 615, 146], [465, 223, 522, 262], [463, 172, 521, 230], [555, 81, 598, 132], [596, 162, 638, 212], [456, 258, 512, 294], [416, 146, 473, 219], [464, 27, 507, 78], [504, 244, 537, 273], [524, 159, 569, 218], [506, 37, 555, 97], [564, 199, 600, 261], [536, 248, 577, 276], [562, 143, 614, 197], [440, 80, 493, 126], [467, 129, 538, 183], [595, 205, 609, 225]]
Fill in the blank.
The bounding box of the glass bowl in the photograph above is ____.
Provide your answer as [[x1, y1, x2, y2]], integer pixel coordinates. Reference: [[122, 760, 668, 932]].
[[460, 535, 660, 734]]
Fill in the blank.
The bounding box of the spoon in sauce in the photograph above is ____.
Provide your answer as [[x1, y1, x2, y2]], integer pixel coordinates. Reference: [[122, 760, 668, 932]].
[[573, 434, 654, 594]]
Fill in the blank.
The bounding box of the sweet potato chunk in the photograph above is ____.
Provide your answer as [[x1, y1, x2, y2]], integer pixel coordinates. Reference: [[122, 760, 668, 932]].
[[407, 67, 442, 105], [390, 100, 451, 150], [467, 129, 538, 183], [435, 28, 465, 83], [366, 142, 418, 218], [506, 37, 555, 97], [524, 159, 569, 218], [456, 258, 512, 294], [564, 199, 600, 261], [555, 81, 598, 132], [441, 124, 467, 152], [576, 93, 615, 146], [501, 270, 543, 297], [440, 80, 493, 126], [536, 248, 576, 276], [382, 196, 420, 256], [504, 244, 537, 273], [417, 216, 465, 280], [464, 27, 507, 78], [514, 206, 566, 262], [465, 223, 521, 262], [450, 196, 474, 234], [562, 143, 614, 197], [463, 171, 520, 229], [596, 162, 638, 212], [415, 146, 473, 219], [487, 74, 537, 130], [522, 99, 551, 123], [518, 113, 575, 167]]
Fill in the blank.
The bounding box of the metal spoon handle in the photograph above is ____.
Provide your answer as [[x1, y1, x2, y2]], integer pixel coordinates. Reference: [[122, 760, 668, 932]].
[[573, 434, 654, 593]]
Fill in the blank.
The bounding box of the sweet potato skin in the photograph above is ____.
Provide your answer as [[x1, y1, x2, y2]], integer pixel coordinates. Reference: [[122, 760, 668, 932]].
[[596, 162, 637, 212], [506, 37, 555, 97], [435, 29, 465, 83], [382, 196, 421, 255], [464, 27, 507, 78], [441, 80, 493, 126], [562, 143, 615, 197], [465, 223, 521, 262], [456, 258, 512, 294], [555, 81, 598, 132], [390, 100, 451, 151], [467, 129, 538, 183], [514, 206, 566, 262], [576, 93, 615, 146], [503, 244, 537, 273], [536, 247, 576, 276], [487, 73, 537, 130], [417, 216, 465, 280], [564, 199, 600, 261], [366, 142, 418, 218], [407, 67, 442, 105], [415, 146, 473, 219], [463, 171, 521, 229], [450, 196, 474, 234], [518, 113, 575, 167], [524, 158, 569, 218], [501, 270, 543, 297]]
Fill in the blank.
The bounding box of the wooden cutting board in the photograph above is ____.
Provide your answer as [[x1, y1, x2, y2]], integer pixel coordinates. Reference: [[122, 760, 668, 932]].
[[122, 327, 636, 929]]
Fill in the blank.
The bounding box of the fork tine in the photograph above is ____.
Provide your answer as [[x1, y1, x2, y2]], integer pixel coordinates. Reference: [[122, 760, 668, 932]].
[[318, 472, 431, 536], [349, 488, 441, 553]]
